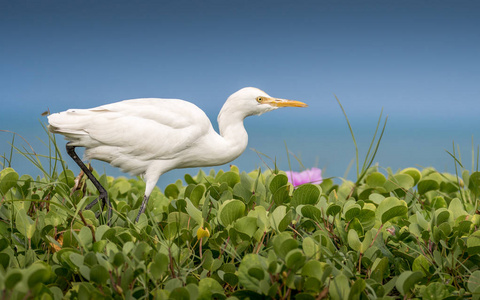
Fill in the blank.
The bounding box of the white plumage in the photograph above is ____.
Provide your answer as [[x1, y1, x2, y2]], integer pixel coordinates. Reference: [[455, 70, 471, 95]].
[[48, 87, 307, 221]]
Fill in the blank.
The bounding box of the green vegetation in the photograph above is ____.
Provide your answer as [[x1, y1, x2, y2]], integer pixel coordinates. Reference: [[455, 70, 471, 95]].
[[1, 114, 480, 299], [1, 138, 480, 299]]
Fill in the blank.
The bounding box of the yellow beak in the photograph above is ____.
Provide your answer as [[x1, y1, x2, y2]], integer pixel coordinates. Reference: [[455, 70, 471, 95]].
[[262, 97, 308, 108]]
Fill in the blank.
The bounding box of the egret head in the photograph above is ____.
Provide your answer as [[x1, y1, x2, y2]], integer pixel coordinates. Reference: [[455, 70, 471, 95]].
[[224, 87, 307, 118]]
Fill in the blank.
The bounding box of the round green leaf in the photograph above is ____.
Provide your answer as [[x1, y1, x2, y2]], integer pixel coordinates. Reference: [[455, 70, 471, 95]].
[[468, 270, 480, 293], [26, 265, 50, 289], [0, 168, 19, 193], [384, 174, 415, 193], [0, 253, 10, 269], [272, 185, 290, 205], [164, 184, 180, 199], [234, 217, 258, 238], [329, 274, 350, 300], [467, 231, 480, 255], [301, 260, 327, 281], [291, 184, 321, 207], [347, 229, 362, 252], [299, 205, 322, 222], [5, 270, 22, 290], [238, 254, 268, 292], [285, 249, 306, 271], [169, 287, 190, 300], [216, 171, 240, 189], [468, 172, 480, 193], [366, 172, 386, 187], [417, 179, 440, 194], [90, 265, 109, 285], [344, 204, 361, 222], [400, 167, 422, 185], [269, 206, 292, 232], [247, 267, 265, 280], [218, 200, 245, 227], [348, 279, 366, 300], [376, 197, 408, 224], [112, 252, 125, 268], [326, 204, 342, 217], [396, 271, 424, 296], [269, 174, 289, 193], [223, 273, 239, 286], [412, 255, 432, 276]]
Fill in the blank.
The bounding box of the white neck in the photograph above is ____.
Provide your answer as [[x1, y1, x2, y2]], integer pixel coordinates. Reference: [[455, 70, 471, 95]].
[[214, 102, 249, 162]]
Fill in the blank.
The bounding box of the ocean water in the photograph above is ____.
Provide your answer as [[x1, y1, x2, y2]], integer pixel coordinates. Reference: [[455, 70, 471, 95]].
[[1, 112, 477, 190]]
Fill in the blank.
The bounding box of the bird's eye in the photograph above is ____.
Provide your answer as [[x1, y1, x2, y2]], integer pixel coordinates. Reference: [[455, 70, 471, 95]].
[[256, 97, 263, 103]]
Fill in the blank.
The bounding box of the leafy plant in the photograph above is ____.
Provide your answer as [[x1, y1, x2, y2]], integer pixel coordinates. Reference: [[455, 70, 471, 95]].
[[1, 124, 480, 299]]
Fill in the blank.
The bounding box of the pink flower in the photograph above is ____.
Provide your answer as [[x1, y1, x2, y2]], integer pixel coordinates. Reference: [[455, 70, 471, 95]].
[[285, 168, 323, 187]]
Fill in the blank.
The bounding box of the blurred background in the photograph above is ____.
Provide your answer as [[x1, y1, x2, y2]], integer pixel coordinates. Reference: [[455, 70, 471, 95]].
[[1, 0, 479, 188]]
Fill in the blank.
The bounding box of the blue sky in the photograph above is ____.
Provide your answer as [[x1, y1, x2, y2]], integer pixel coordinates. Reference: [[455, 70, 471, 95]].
[[1, 0, 479, 186]]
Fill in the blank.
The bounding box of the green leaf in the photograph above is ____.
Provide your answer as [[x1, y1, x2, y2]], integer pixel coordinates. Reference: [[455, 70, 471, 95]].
[[188, 184, 206, 207], [448, 198, 468, 220], [291, 184, 321, 207], [299, 205, 322, 222], [218, 200, 245, 227], [348, 229, 362, 252], [269, 174, 288, 193], [302, 260, 327, 281], [348, 279, 366, 300], [468, 270, 480, 293], [112, 252, 125, 268], [285, 249, 305, 271], [412, 255, 432, 276], [421, 282, 450, 300], [344, 203, 361, 222], [238, 254, 268, 292], [169, 287, 190, 300], [468, 172, 480, 193], [326, 203, 342, 217], [371, 257, 389, 283], [384, 174, 415, 193], [376, 197, 408, 224], [302, 237, 320, 259], [185, 198, 203, 226], [149, 253, 169, 280], [113, 179, 131, 195], [5, 269, 22, 290], [273, 233, 298, 259], [269, 206, 292, 232], [329, 274, 350, 300], [234, 217, 258, 238], [69, 253, 84, 269], [417, 179, 440, 194], [26, 263, 50, 289], [467, 231, 480, 255], [248, 267, 265, 280], [90, 265, 109, 285], [366, 172, 386, 187], [400, 167, 422, 185], [217, 171, 240, 189], [396, 271, 424, 296], [0, 168, 18, 195], [198, 278, 224, 300], [164, 183, 180, 199], [16, 208, 36, 239], [0, 253, 10, 269]]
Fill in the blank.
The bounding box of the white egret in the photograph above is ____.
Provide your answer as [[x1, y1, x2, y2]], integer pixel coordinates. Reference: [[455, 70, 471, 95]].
[[48, 87, 307, 222]]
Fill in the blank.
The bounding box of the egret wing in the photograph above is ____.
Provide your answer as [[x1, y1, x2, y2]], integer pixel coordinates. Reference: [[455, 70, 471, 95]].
[[49, 98, 213, 162]]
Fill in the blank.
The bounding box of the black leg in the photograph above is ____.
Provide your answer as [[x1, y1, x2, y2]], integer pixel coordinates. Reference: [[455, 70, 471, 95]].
[[135, 194, 150, 222], [66, 143, 112, 222]]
